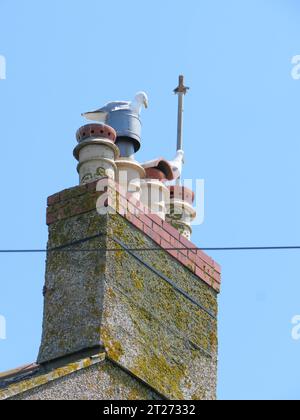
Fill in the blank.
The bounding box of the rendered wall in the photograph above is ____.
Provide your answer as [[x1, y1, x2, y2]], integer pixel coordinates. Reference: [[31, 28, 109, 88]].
[[11, 359, 161, 401], [37, 182, 219, 400]]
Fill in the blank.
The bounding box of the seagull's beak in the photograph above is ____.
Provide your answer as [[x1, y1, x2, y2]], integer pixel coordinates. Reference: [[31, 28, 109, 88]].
[[144, 99, 149, 109]]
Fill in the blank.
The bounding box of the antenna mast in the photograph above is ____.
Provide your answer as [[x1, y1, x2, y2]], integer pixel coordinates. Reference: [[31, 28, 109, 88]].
[[174, 75, 189, 184]]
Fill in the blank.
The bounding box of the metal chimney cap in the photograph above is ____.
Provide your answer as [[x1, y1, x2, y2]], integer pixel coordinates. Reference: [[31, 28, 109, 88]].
[[106, 109, 142, 153]]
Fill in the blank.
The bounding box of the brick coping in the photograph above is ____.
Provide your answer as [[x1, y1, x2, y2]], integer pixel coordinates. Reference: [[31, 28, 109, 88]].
[[46, 179, 221, 293]]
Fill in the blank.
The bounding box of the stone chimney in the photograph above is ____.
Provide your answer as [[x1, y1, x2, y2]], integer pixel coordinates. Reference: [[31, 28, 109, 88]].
[[36, 116, 221, 400]]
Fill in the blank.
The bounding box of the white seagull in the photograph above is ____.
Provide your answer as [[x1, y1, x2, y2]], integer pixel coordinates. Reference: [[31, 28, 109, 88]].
[[168, 150, 185, 180], [82, 92, 149, 123]]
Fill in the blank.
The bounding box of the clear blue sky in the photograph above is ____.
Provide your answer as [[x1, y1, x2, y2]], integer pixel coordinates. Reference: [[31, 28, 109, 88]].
[[1, 0, 300, 400]]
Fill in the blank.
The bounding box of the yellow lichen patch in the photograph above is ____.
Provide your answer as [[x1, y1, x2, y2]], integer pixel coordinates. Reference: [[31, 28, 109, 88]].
[[127, 387, 146, 400], [114, 249, 124, 264], [132, 354, 186, 400], [0, 353, 105, 401], [101, 327, 124, 362], [107, 287, 117, 299], [191, 391, 206, 400], [209, 330, 218, 350], [130, 271, 144, 290]]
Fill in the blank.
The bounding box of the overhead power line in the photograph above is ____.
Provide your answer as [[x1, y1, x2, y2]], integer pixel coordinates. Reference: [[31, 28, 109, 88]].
[[1, 245, 300, 254], [0, 233, 299, 254]]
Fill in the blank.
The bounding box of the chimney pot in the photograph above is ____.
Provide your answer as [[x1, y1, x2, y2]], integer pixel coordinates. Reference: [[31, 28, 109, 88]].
[[166, 186, 196, 240], [74, 123, 119, 184]]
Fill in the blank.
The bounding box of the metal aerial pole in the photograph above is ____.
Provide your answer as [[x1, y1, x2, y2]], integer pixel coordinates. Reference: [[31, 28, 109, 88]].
[[174, 75, 189, 185]]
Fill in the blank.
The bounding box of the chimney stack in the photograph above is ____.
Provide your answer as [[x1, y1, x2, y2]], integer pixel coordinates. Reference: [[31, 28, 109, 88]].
[[37, 174, 220, 400], [34, 89, 221, 400]]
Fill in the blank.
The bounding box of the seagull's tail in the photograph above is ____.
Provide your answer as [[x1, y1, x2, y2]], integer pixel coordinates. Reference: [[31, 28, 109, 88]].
[[81, 111, 108, 123]]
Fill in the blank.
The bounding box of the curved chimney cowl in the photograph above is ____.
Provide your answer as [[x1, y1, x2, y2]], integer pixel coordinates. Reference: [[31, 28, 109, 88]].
[[142, 158, 174, 181]]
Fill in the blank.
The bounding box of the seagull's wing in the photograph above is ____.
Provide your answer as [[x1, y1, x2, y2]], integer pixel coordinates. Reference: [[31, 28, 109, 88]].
[[102, 101, 130, 112]]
